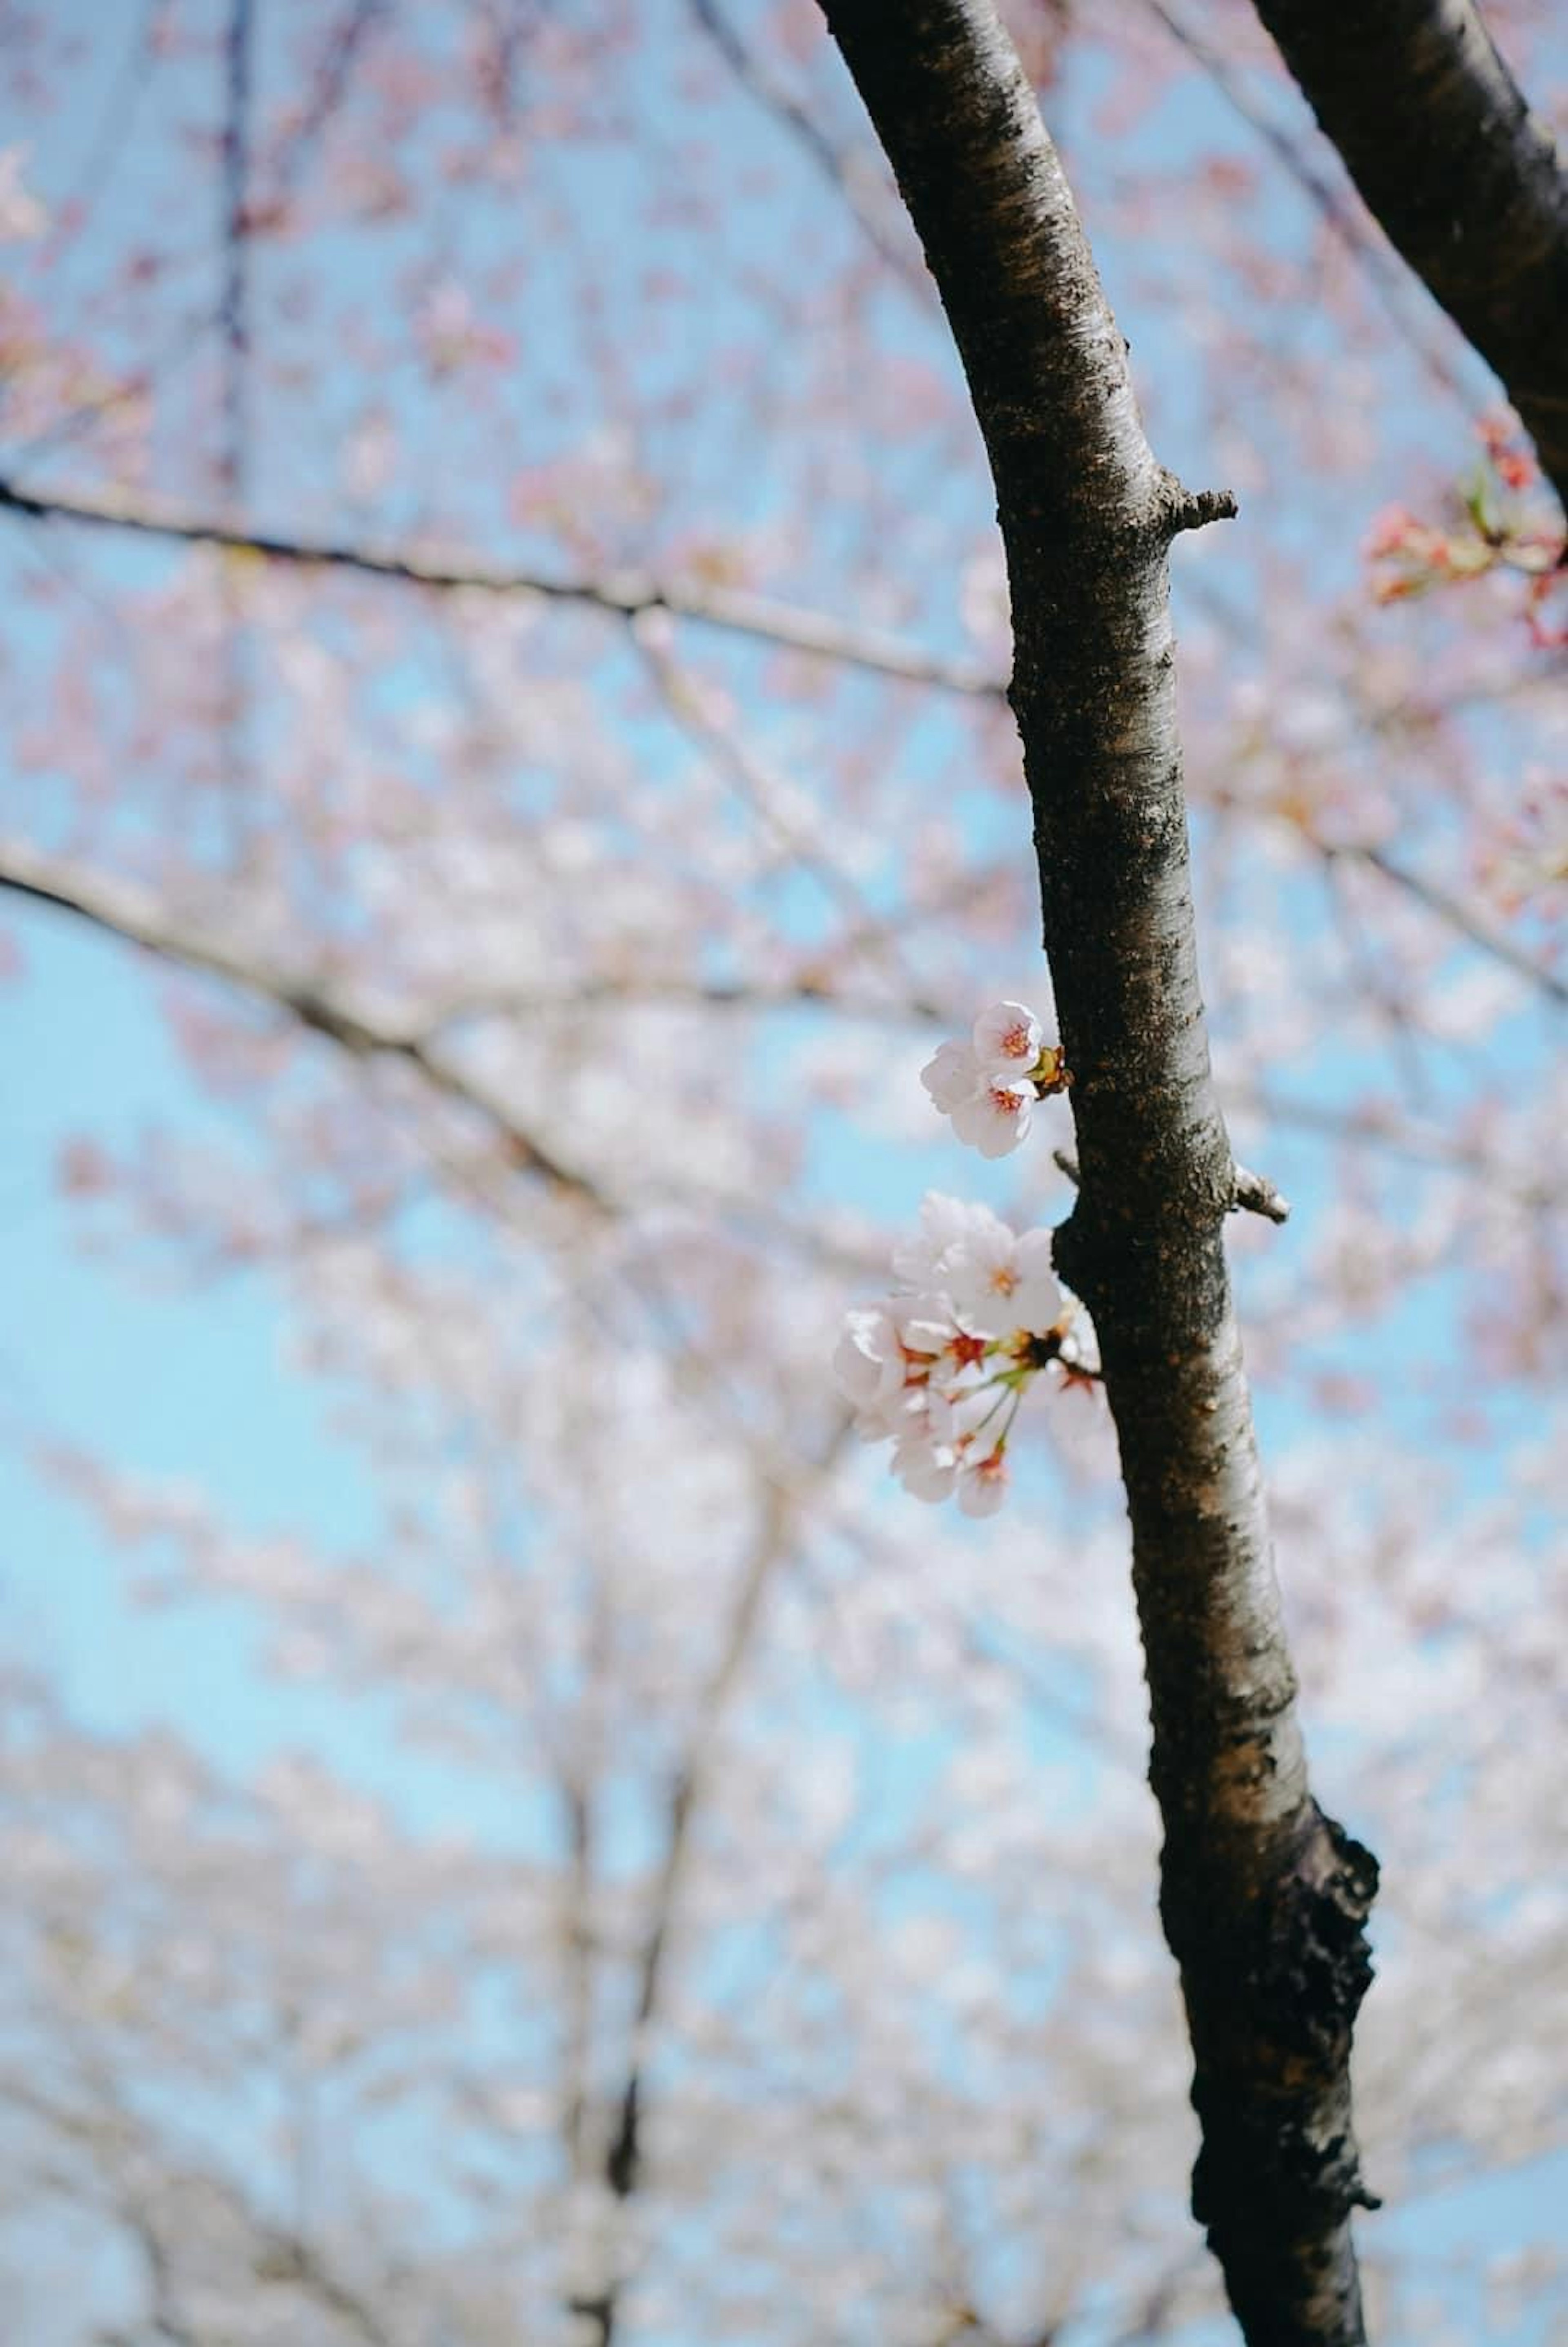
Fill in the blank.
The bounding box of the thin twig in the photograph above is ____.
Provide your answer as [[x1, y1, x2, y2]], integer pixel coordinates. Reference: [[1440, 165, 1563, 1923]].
[[1353, 841, 1567, 1010], [0, 839, 607, 1211], [219, 0, 255, 507], [688, 0, 927, 294], [1141, 0, 1481, 419], [0, 473, 1002, 699]]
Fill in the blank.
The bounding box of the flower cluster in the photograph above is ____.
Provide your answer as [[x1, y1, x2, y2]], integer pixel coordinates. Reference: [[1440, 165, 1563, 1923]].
[[1365, 416, 1562, 624], [834, 1194, 1085, 1516], [920, 1000, 1068, 1158]]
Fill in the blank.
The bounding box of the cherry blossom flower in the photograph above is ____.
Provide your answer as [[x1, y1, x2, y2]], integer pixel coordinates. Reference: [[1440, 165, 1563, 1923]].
[[892, 1192, 986, 1293], [890, 1390, 961, 1500], [919, 1001, 1067, 1157], [892, 1430, 959, 1501], [945, 1219, 1062, 1333], [835, 1194, 1086, 1514], [920, 1037, 983, 1113], [971, 999, 1043, 1080], [951, 1076, 1035, 1157], [896, 1292, 979, 1361], [832, 1307, 905, 1417], [893, 1194, 1064, 1336]]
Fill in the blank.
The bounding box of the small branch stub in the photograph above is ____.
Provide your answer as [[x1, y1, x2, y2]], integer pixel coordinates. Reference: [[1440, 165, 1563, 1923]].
[[1232, 1163, 1291, 1224], [1161, 476, 1240, 538], [1059, 1147, 1289, 1227]]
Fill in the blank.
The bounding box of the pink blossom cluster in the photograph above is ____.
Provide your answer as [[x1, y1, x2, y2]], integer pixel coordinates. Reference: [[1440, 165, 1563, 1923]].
[[833, 1194, 1079, 1516], [1364, 416, 1561, 619], [920, 999, 1068, 1157]]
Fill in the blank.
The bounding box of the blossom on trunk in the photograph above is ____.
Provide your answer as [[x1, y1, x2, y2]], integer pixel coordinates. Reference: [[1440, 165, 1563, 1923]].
[[919, 1000, 1068, 1158], [950, 1077, 1036, 1158], [920, 1037, 984, 1113], [971, 998, 1043, 1080], [833, 1193, 1088, 1514]]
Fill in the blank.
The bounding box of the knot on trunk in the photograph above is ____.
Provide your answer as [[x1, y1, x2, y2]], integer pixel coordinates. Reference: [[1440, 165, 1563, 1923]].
[[1260, 1809, 1379, 2063], [1187, 1804, 1381, 2251]]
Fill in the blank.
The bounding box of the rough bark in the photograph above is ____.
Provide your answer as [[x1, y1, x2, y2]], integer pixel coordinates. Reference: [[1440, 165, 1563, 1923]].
[[1251, 0, 1568, 521], [815, 7, 1378, 2342]]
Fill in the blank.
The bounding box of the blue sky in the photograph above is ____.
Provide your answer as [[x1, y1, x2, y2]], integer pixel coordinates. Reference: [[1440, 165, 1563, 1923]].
[[2, 7, 1565, 2342]]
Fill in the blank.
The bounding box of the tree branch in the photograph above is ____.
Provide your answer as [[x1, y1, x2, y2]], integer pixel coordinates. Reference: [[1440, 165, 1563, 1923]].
[[579, 1426, 848, 2344], [0, 838, 606, 1211], [1141, 0, 1482, 417], [0, 840, 886, 1311], [267, 0, 391, 202], [8, 2073, 396, 2347], [1249, 0, 1568, 521], [0, 472, 1002, 699], [1349, 840, 1568, 1010], [1055, 1147, 1290, 1225], [219, 0, 255, 506], [687, 0, 928, 294], [816, 8, 1376, 2341]]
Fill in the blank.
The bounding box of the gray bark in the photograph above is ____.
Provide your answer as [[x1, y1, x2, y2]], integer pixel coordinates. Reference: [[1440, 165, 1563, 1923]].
[[815, 7, 1378, 2341]]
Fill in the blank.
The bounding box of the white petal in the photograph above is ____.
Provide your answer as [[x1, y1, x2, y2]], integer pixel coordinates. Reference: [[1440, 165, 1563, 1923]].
[[891, 1192, 989, 1290], [920, 1039, 982, 1114], [893, 1436, 958, 1503], [971, 999, 1043, 1077], [831, 1308, 904, 1410], [958, 1457, 1009, 1517], [1010, 1232, 1063, 1330], [951, 1085, 1032, 1158]]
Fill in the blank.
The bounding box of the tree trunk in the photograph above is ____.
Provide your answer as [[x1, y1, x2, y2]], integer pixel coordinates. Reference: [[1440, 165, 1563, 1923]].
[[815, 8, 1379, 2340]]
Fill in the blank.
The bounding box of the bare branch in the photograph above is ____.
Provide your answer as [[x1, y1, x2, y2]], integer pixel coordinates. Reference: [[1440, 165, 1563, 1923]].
[[0, 841, 889, 1295], [7, 2074, 396, 2347], [0, 473, 1003, 699], [1054, 1147, 1290, 1225], [1349, 841, 1568, 1010], [582, 1421, 851, 2344], [1232, 1163, 1291, 1224], [0, 837, 606, 1211], [54, 0, 163, 245], [219, 0, 255, 506], [267, 0, 391, 201], [1142, 0, 1484, 417], [634, 627, 946, 1013], [688, 0, 929, 294]]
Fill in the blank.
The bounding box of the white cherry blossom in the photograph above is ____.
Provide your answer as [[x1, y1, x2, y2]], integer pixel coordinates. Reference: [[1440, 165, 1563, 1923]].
[[944, 1221, 1063, 1335], [891, 1191, 986, 1294], [832, 1307, 906, 1416], [971, 999, 1044, 1080], [892, 1429, 960, 1501], [835, 1197, 1089, 1515], [950, 1076, 1035, 1158], [921, 1003, 1068, 1156], [958, 1448, 1009, 1516], [897, 1292, 990, 1356], [889, 1391, 962, 1501], [920, 1037, 984, 1113]]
